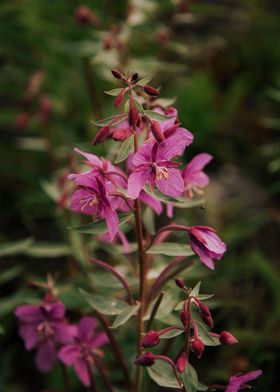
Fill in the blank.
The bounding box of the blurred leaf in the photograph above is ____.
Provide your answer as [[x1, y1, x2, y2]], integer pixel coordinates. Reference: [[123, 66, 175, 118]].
[[137, 75, 154, 86], [143, 207, 155, 235], [111, 303, 139, 328], [105, 88, 123, 96], [190, 282, 201, 297], [70, 213, 133, 235], [147, 360, 180, 389], [79, 289, 127, 315], [147, 243, 194, 257], [0, 238, 33, 257], [144, 187, 205, 208], [41, 180, 60, 202], [144, 110, 174, 121], [114, 136, 134, 163], [0, 265, 23, 285], [134, 99, 145, 115], [160, 328, 184, 339], [25, 243, 70, 258]]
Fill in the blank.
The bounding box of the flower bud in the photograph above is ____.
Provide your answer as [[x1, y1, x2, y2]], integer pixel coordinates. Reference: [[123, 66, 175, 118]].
[[176, 351, 187, 373], [131, 73, 138, 83], [114, 91, 124, 107], [75, 6, 96, 25], [180, 309, 190, 327], [143, 85, 160, 97], [175, 278, 185, 289], [150, 120, 164, 142], [135, 352, 155, 367], [128, 106, 138, 126], [92, 125, 111, 145], [219, 331, 238, 345], [15, 112, 30, 129], [39, 95, 52, 121], [192, 338, 204, 359], [198, 301, 214, 328], [111, 69, 123, 80], [142, 331, 160, 347]]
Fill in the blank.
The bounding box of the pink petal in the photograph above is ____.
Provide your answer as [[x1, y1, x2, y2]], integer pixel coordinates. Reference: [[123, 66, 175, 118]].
[[15, 305, 43, 323], [190, 237, 215, 270], [156, 136, 188, 161], [104, 208, 119, 241], [78, 317, 96, 341], [167, 203, 174, 218], [91, 332, 108, 349], [198, 228, 226, 256], [127, 169, 151, 199], [155, 168, 184, 197], [74, 358, 91, 386], [53, 322, 72, 344], [74, 148, 102, 167], [238, 370, 262, 385], [132, 144, 153, 166], [154, 107, 177, 131], [35, 340, 57, 373], [58, 344, 81, 366], [140, 191, 163, 215], [185, 153, 213, 173], [48, 302, 65, 320], [19, 324, 38, 350]]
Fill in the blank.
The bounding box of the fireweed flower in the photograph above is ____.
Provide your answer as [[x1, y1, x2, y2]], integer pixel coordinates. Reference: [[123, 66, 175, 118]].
[[225, 370, 262, 392], [59, 317, 108, 386], [128, 138, 184, 199], [182, 153, 213, 198], [70, 174, 120, 240], [187, 226, 226, 270], [15, 301, 71, 372]]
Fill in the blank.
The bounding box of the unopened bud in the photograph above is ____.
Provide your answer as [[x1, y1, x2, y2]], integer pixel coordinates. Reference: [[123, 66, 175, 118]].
[[75, 6, 96, 25], [175, 278, 185, 289], [219, 331, 238, 345], [135, 352, 155, 367], [150, 120, 164, 142], [180, 309, 190, 327], [39, 95, 52, 121], [198, 301, 214, 328], [192, 338, 204, 359], [142, 331, 160, 348], [114, 91, 124, 107], [92, 125, 111, 145], [176, 351, 187, 373], [143, 85, 160, 97], [128, 106, 138, 126], [131, 73, 138, 83], [111, 69, 123, 80], [15, 112, 30, 129]]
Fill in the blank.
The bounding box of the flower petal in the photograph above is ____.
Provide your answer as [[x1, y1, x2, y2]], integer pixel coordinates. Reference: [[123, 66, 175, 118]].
[[190, 237, 215, 270], [156, 136, 188, 161], [74, 358, 91, 386], [128, 169, 151, 199], [15, 305, 43, 323], [74, 148, 102, 167], [59, 344, 81, 366], [53, 322, 72, 344], [19, 324, 38, 350], [186, 153, 213, 173], [140, 191, 163, 215], [91, 332, 108, 349], [132, 144, 153, 166], [35, 340, 57, 373], [155, 168, 184, 197], [48, 302, 65, 320], [104, 208, 119, 241], [78, 317, 96, 341]]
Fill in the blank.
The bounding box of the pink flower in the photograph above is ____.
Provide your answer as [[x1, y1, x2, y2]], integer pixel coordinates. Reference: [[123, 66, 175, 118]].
[[70, 174, 120, 240], [187, 226, 226, 269], [128, 139, 184, 199], [182, 153, 213, 198], [59, 317, 108, 386], [15, 301, 71, 373], [225, 370, 262, 392]]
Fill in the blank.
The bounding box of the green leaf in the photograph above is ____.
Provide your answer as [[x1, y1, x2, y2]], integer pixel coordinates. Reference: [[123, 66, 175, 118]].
[[143, 207, 155, 235], [41, 180, 60, 202], [114, 136, 134, 163], [144, 110, 175, 121], [155, 98, 177, 106], [190, 282, 201, 297], [144, 186, 205, 209], [0, 265, 24, 285], [147, 360, 180, 389], [196, 321, 220, 346], [160, 328, 184, 339], [79, 289, 127, 315], [147, 243, 194, 257], [0, 238, 33, 257], [104, 88, 123, 96], [137, 75, 154, 86], [70, 213, 133, 235], [25, 243, 70, 258], [111, 303, 140, 328], [182, 363, 199, 392], [90, 115, 117, 127], [134, 99, 145, 115], [196, 294, 214, 301]]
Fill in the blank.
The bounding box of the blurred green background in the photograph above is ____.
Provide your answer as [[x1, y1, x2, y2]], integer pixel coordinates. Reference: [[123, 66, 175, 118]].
[[0, 0, 280, 391]]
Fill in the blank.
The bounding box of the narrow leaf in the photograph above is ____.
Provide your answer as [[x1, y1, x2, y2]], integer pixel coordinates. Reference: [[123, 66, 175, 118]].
[[70, 213, 133, 235], [190, 282, 201, 297], [90, 115, 118, 127], [134, 99, 145, 115], [0, 265, 24, 285], [144, 187, 205, 208], [105, 88, 123, 96], [160, 329, 184, 339], [114, 136, 134, 163], [144, 110, 175, 121], [25, 243, 70, 258], [182, 363, 199, 392], [137, 75, 154, 86], [111, 303, 139, 328], [147, 243, 194, 257], [147, 361, 180, 389], [196, 321, 220, 346], [0, 238, 33, 257], [79, 289, 127, 315]]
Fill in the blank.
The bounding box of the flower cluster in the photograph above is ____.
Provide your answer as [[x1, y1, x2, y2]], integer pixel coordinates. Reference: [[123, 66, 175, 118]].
[[15, 291, 107, 386]]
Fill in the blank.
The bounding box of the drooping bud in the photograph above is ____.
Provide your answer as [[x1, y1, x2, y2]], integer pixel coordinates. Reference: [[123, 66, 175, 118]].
[[92, 125, 111, 145], [192, 338, 204, 359], [143, 85, 160, 97], [131, 73, 138, 83], [128, 99, 138, 126], [219, 331, 238, 345], [114, 91, 124, 107], [111, 69, 123, 80], [180, 309, 190, 328], [150, 120, 164, 142], [175, 278, 185, 289], [197, 301, 214, 328], [135, 352, 155, 367], [142, 331, 160, 348], [176, 351, 187, 373]]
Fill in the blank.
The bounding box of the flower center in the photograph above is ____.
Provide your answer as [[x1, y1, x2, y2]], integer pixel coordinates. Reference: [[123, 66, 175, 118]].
[[79, 195, 98, 211], [37, 320, 54, 339], [153, 164, 169, 181]]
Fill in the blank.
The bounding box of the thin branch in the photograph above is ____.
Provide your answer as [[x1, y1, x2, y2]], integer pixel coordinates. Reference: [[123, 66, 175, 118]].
[[93, 354, 115, 392]]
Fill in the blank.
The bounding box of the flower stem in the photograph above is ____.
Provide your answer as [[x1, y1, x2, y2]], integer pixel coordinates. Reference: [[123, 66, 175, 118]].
[[93, 353, 115, 392], [60, 362, 71, 392], [87, 362, 98, 392]]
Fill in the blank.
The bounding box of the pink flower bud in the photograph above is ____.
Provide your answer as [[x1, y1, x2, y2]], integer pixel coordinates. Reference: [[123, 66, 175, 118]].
[[197, 301, 214, 328], [111, 69, 123, 80], [114, 91, 124, 107], [128, 106, 138, 126], [92, 126, 112, 145], [175, 278, 185, 289], [39, 95, 52, 121], [180, 309, 190, 327], [150, 120, 164, 142], [135, 352, 155, 367], [75, 6, 97, 26], [176, 351, 187, 373], [131, 73, 138, 83], [219, 331, 238, 345], [192, 338, 204, 359], [142, 331, 160, 347], [143, 85, 160, 97]]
